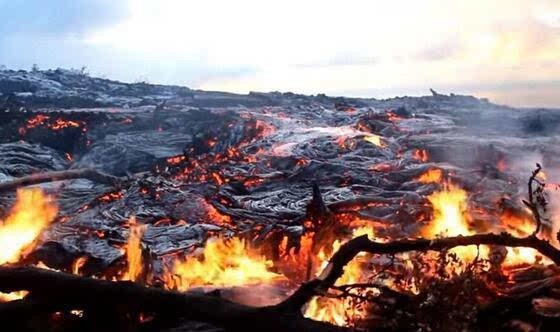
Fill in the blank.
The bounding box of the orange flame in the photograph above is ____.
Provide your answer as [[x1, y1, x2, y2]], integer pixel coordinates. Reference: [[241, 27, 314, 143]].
[[0, 188, 57, 302], [169, 237, 284, 290], [304, 226, 375, 326], [421, 184, 486, 262], [72, 256, 88, 275], [500, 210, 535, 237], [0, 188, 58, 265], [123, 216, 146, 282]]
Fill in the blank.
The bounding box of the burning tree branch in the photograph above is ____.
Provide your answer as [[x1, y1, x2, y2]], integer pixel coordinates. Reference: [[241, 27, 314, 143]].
[[278, 165, 560, 316], [276, 232, 560, 312]]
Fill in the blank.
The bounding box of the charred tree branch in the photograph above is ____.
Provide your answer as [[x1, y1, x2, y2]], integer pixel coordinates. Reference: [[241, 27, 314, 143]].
[[0, 266, 347, 332], [527, 163, 544, 236], [278, 232, 560, 310], [0, 169, 125, 192]]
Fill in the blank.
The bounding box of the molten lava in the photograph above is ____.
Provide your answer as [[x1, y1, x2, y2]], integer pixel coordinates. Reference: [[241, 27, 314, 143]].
[[413, 149, 429, 162], [170, 237, 284, 290], [0, 188, 58, 265], [363, 135, 385, 147], [416, 168, 443, 183]]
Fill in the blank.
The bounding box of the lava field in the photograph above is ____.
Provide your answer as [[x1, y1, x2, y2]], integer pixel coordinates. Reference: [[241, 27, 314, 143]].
[[1, 69, 560, 331]]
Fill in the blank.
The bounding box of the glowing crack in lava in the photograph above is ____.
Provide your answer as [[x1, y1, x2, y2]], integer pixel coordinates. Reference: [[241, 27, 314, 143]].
[[416, 168, 443, 183], [169, 237, 284, 290]]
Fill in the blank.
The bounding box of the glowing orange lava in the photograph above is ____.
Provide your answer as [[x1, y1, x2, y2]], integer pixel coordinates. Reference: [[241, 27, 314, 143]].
[[363, 135, 385, 147], [416, 169, 443, 183], [413, 149, 429, 162]]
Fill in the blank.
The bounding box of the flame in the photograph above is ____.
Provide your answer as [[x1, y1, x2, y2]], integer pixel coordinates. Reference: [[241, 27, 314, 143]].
[[72, 256, 88, 275], [500, 210, 535, 237], [304, 227, 375, 326], [421, 184, 484, 262], [170, 237, 284, 290], [0, 188, 58, 265], [0, 291, 29, 302], [537, 171, 547, 181], [499, 211, 549, 266], [503, 247, 540, 266], [363, 135, 385, 147], [123, 216, 146, 282], [416, 169, 443, 184]]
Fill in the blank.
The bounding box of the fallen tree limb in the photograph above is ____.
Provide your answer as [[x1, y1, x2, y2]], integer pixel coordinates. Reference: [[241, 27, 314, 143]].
[[0, 169, 125, 192], [2, 232, 560, 331], [0, 266, 347, 332], [278, 232, 560, 308]]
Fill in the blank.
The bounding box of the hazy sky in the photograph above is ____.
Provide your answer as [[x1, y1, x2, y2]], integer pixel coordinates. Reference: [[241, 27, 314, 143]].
[[1, 0, 559, 107]]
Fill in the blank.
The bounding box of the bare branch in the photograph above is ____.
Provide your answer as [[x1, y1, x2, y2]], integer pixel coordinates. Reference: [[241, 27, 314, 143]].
[[0, 169, 125, 193]]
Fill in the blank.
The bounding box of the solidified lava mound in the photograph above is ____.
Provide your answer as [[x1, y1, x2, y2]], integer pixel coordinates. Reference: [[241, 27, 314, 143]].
[[2, 69, 560, 331]]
